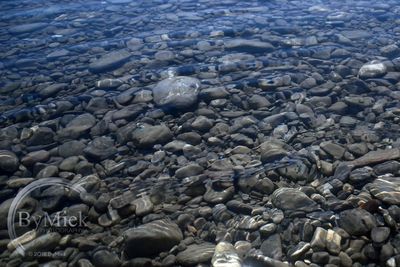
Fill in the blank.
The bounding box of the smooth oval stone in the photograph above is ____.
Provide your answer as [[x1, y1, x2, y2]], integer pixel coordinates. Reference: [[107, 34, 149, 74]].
[[368, 176, 400, 205], [338, 208, 376, 236], [8, 23, 48, 34], [177, 243, 215, 266], [123, 219, 183, 258], [358, 61, 387, 78], [212, 242, 241, 267], [89, 50, 131, 73], [131, 124, 173, 148], [271, 187, 318, 212], [152, 76, 200, 110], [0, 150, 19, 172]]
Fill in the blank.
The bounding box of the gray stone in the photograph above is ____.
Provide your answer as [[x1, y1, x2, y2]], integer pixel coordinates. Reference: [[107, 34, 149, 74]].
[[368, 176, 400, 205], [260, 234, 283, 260], [153, 76, 201, 110], [177, 243, 215, 266], [338, 208, 376, 235], [271, 187, 319, 212], [123, 219, 183, 258], [225, 39, 274, 53], [371, 227, 390, 243], [92, 249, 121, 267], [84, 136, 118, 161], [8, 23, 47, 34], [89, 50, 131, 73], [358, 61, 387, 78], [131, 124, 173, 148], [0, 150, 19, 173], [39, 83, 67, 97]]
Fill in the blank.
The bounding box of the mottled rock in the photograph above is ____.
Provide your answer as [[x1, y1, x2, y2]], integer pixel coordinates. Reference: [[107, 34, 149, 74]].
[[89, 50, 131, 73], [153, 76, 200, 110], [177, 243, 215, 266], [338, 208, 376, 235], [358, 61, 387, 78], [124, 219, 183, 258], [271, 187, 319, 212], [368, 176, 400, 205], [131, 124, 173, 148], [0, 150, 19, 173]]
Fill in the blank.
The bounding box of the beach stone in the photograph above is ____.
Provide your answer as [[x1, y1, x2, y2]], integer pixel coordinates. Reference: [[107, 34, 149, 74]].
[[177, 243, 215, 266], [368, 176, 400, 205], [225, 39, 274, 53], [338, 208, 376, 235], [320, 141, 346, 159], [371, 227, 390, 243], [58, 140, 86, 157], [8, 23, 47, 34], [20, 233, 61, 255], [89, 50, 131, 73], [153, 76, 201, 110], [84, 136, 118, 161], [0, 150, 19, 173], [132, 195, 154, 216], [123, 219, 183, 258], [358, 61, 387, 78], [131, 124, 173, 148], [212, 242, 241, 267], [39, 83, 67, 97], [271, 187, 319, 212], [92, 249, 121, 267], [21, 150, 50, 166], [260, 234, 283, 260], [58, 113, 96, 139], [260, 139, 288, 163], [175, 164, 204, 179]]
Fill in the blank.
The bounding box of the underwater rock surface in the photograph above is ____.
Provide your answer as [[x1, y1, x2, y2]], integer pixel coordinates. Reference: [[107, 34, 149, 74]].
[[1, 0, 400, 266]]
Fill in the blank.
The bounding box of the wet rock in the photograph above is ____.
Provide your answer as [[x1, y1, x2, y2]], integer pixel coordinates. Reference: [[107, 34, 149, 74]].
[[338, 208, 376, 235], [95, 79, 123, 89], [8, 22, 47, 34], [358, 60, 387, 78], [21, 150, 50, 166], [225, 39, 274, 53], [260, 233, 283, 260], [132, 195, 154, 216], [177, 243, 215, 266], [89, 50, 131, 73], [380, 44, 400, 58], [371, 227, 390, 243], [153, 76, 201, 110], [0, 150, 19, 173], [58, 140, 86, 157], [260, 139, 288, 163], [271, 187, 319, 212], [212, 242, 241, 267], [368, 176, 400, 205], [58, 113, 96, 140], [92, 249, 121, 267], [175, 164, 204, 179], [39, 83, 67, 97], [123, 219, 183, 258], [131, 124, 173, 148], [349, 148, 400, 167], [84, 136, 118, 161], [19, 233, 61, 256], [199, 87, 229, 101]]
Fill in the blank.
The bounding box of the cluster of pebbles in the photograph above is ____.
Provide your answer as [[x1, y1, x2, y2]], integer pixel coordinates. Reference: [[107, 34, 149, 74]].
[[1, 0, 400, 266]]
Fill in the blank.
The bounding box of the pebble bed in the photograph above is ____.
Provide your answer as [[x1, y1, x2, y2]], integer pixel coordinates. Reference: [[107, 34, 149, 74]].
[[1, 0, 400, 266]]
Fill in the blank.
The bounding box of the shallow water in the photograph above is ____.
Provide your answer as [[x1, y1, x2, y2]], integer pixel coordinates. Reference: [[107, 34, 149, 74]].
[[1, 0, 400, 266]]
